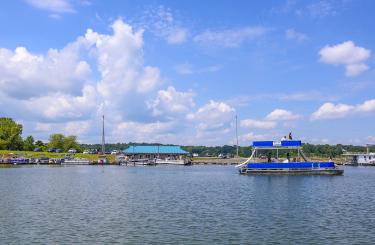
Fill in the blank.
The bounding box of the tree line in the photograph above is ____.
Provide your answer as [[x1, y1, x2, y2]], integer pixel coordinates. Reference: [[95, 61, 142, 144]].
[[0, 118, 81, 152], [1, 117, 374, 157]]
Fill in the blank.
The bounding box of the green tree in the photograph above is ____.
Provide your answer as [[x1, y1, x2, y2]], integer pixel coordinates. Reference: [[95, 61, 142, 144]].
[[63, 135, 81, 152], [35, 140, 45, 148], [35, 140, 47, 151], [24, 135, 35, 151], [0, 117, 24, 150], [48, 134, 65, 149]]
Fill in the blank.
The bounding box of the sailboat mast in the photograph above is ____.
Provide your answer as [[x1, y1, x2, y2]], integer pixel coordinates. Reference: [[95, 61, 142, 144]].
[[102, 115, 105, 154], [236, 115, 239, 157]]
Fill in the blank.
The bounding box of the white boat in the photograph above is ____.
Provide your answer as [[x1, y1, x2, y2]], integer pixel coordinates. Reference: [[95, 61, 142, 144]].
[[62, 156, 91, 165], [127, 159, 156, 166], [155, 158, 190, 165], [343, 153, 375, 166]]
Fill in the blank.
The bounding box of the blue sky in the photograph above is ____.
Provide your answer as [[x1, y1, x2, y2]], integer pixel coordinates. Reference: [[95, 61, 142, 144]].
[[1, 0, 375, 146]]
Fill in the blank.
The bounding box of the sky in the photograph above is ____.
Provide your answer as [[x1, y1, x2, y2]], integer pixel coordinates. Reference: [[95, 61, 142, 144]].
[[1, 0, 375, 146]]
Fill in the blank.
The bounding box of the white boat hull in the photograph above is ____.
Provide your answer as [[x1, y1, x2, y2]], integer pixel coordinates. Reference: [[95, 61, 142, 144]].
[[62, 160, 91, 165], [155, 159, 189, 165]]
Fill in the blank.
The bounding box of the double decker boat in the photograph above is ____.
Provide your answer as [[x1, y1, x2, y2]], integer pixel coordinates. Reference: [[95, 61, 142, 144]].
[[236, 140, 343, 175]]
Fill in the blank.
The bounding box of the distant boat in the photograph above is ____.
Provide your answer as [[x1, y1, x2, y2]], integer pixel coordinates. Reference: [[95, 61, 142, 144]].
[[236, 140, 343, 175], [126, 159, 156, 166], [62, 155, 91, 165], [155, 158, 190, 165], [343, 153, 375, 166]]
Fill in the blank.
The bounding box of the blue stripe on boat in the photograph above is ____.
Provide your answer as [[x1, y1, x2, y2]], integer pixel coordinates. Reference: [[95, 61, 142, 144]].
[[281, 140, 302, 147], [246, 162, 335, 169], [252, 141, 274, 147]]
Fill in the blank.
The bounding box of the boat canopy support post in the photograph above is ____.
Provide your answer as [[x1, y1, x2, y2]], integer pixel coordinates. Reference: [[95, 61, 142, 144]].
[[235, 149, 255, 168]]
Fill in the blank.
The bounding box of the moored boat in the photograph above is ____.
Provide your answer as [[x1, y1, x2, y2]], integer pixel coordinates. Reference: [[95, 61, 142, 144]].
[[236, 140, 343, 175], [62, 155, 91, 165], [155, 158, 191, 165]]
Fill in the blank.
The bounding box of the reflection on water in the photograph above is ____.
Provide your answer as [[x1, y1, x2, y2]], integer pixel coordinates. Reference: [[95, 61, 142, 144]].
[[0, 165, 374, 244]]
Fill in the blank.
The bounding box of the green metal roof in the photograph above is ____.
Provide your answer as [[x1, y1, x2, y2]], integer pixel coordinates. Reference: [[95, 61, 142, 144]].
[[123, 145, 189, 155]]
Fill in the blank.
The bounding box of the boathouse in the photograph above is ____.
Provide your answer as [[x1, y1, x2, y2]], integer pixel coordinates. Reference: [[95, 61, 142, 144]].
[[123, 145, 189, 159]]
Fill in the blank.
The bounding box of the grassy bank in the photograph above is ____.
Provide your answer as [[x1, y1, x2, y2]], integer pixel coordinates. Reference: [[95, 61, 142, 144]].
[[0, 150, 116, 163]]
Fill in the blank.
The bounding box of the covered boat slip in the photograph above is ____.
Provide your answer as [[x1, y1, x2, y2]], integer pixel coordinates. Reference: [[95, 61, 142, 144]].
[[236, 140, 343, 175], [122, 145, 190, 165]]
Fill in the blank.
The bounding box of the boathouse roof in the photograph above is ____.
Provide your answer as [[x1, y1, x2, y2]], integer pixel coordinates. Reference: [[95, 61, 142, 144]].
[[123, 145, 189, 155]]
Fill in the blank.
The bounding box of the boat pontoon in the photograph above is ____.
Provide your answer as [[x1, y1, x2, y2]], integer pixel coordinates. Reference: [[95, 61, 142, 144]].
[[236, 140, 343, 175]]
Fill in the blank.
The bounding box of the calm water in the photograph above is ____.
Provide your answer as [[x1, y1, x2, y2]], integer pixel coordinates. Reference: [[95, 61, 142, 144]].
[[0, 165, 374, 244]]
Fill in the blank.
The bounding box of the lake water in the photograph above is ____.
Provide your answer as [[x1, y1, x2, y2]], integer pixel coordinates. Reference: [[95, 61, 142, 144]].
[[0, 165, 374, 244]]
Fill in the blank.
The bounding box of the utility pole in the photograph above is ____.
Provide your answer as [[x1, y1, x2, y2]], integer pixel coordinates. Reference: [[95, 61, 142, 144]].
[[101, 115, 105, 154], [236, 115, 239, 157]]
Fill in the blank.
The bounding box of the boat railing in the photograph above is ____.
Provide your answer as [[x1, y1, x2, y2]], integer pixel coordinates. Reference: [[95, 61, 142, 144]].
[[236, 140, 310, 168]]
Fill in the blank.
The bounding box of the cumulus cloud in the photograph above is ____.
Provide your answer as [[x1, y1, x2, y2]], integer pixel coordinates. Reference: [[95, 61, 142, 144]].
[[311, 99, 375, 120], [357, 99, 375, 112], [0, 19, 167, 141], [24, 85, 97, 121], [311, 103, 354, 120], [0, 46, 91, 99], [0, 18, 244, 145], [194, 26, 268, 47], [240, 109, 300, 132], [239, 132, 269, 144], [25, 0, 75, 13], [319, 41, 371, 76], [148, 86, 195, 117], [240, 119, 276, 129], [266, 109, 301, 121], [187, 100, 235, 131]]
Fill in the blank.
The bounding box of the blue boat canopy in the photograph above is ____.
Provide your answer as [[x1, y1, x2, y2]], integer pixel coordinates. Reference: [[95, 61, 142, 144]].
[[252, 140, 302, 148], [123, 145, 189, 155]]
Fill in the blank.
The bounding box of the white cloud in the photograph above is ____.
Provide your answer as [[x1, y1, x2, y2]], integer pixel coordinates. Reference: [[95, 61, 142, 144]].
[[239, 132, 269, 144], [25, 85, 97, 121], [25, 0, 75, 13], [356, 99, 375, 112], [240, 119, 276, 129], [311, 103, 354, 120], [285, 29, 308, 42], [113, 120, 182, 144], [266, 109, 301, 121], [188, 100, 235, 130], [0, 18, 246, 145], [194, 26, 268, 47], [311, 99, 375, 120], [0, 19, 167, 140], [319, 41, 371, 76], [148, 86, 195, 117], [142, 5, 187, 44], [0, 46, 91, 99]]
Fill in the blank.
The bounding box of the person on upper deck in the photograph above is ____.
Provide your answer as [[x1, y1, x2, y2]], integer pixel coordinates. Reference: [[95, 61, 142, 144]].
[[288, 132, 293, 140], [281, 135, 287, 141]]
